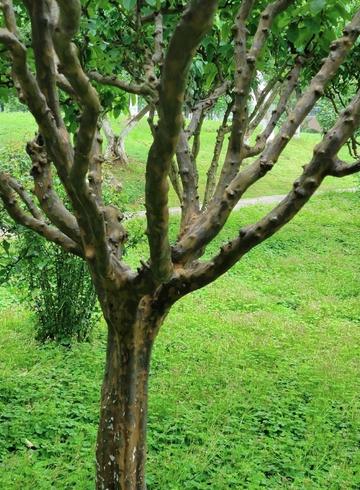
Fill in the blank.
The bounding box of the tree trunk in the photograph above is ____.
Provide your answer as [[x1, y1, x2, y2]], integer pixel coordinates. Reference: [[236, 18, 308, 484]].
[[115, 137, 129, 166], [103, 106, 150, 165], [102, 117, 122, 163], [96, 297, 164, 490], [116, 105, 151, 166]]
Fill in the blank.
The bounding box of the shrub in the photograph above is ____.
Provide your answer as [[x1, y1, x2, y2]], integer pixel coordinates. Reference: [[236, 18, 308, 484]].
[[1, 229, 99, 344], [28, 237, 98, 343]]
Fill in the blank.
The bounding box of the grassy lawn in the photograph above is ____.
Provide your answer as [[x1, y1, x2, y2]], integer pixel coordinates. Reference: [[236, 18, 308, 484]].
[[0, 192, 359, 489], [0, 112, 357, 212]]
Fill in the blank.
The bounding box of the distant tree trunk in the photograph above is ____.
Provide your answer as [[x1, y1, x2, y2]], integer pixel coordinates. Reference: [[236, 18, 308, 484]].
[[102, 117, 122, 163], [95, 294, 167, 490], [129, 95, 139, 117], [103, 105, 150, 165]]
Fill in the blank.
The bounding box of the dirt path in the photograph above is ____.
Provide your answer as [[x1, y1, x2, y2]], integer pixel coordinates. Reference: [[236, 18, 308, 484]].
[[126, 187, 357, 219]]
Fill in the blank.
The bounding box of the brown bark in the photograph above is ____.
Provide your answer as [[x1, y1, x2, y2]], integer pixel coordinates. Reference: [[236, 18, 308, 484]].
[[202, 101, 232, 208], [172, 10, 360, 265], [248, 62, 288, 123], [89, 71, 155, 98], [247, 81, 281, 136], [213, 0, 296, 202], [169, 159, 183, 204], [103, 105, 151, 165], [103, 121, 129, 166], [27, 135, 81, 243], [96, 294, 166, 490], [176, 128, 201, 231], [145, 0, 218, 283], [245, 57, 303, 158]]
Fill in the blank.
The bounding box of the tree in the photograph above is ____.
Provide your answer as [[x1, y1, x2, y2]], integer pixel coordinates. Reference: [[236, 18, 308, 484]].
[[102, 102, 151, 164], [1, 0, 360, 488]]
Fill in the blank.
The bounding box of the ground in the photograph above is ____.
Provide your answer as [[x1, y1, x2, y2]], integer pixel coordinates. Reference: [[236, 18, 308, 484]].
[[0, 184, 359, 488]]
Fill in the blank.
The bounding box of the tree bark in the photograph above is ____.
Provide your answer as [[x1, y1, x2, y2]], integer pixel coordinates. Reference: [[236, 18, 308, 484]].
[[96, 297, 165, 490], [102, 117, 121, 163], [103, 105, 150, 165]]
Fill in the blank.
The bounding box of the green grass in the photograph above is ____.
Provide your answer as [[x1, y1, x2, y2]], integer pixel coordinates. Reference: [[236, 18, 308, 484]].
[[0, 192, 359, 489], [110, 116, 359, 209], [0, 112, 357, 212], [0, 112, 37, 147]]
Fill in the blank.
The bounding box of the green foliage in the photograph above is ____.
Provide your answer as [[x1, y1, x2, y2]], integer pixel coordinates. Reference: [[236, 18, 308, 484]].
[[317, 93, 360, 148], [1, 230, 99, 345], [0, 0, 355, 125], [26, 236, 98, 344], [317, 98, 337, 132], [0, 141, 99, 344], [0, 96, 27, 112], [274, 0, 350, 54], [0, 193, 359, 488]]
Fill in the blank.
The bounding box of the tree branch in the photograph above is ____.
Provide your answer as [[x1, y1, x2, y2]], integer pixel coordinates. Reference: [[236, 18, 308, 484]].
[[213, 0, 296, 202], [27, 135, 81, 243], [145, 0, 219, 283], [169, 158, 183, 204], [0, 172, 82, 256], [203, 100, 232, 208], [152, 11, 164, 67], [245, 56, 303, 158], [88, 71, 155, 98], [0, 28, 70, 167], [247, 82, 281, 136], [24, 0, 64, 128], [53, 1, 101, 183], [183, 89, 360, 291], [248, 61, 289, 123], [328, 158, 360, 177], [5, 175, 43, 220], [0, 0, 17, 34], [176, 128, 200, 231], [172, 9, 360, 265], [186, 81, 230, 138], [175, 82, 230, 229]]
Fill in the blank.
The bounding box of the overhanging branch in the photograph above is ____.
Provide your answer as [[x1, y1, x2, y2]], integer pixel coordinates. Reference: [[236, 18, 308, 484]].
[[88, 71, 156, 98]]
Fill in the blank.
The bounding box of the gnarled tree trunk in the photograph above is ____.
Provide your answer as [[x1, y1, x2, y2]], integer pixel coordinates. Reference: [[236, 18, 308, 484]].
[[102, 117, 125, 165], [95, 294, 166, 490], [103, 105, 150, 166]]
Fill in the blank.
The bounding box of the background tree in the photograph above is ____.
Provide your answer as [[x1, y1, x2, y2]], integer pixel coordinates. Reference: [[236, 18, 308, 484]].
[[1, 1, 360, 489]]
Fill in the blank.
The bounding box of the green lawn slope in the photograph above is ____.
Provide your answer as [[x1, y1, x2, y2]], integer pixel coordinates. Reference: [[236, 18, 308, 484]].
[[0, 112, 357, 212], [0, 192, 359, 489]]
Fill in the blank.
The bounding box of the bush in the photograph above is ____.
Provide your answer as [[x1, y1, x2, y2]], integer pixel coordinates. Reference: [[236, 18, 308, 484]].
[[317, 97, 360, 139], [0, 142, 98, 343], [1, 229, 99, 344], [28, 238, 99, 344], [1, 95, 28, 113]]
